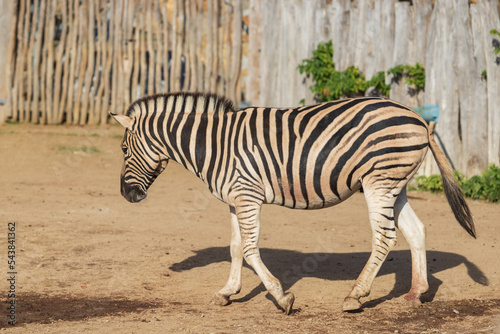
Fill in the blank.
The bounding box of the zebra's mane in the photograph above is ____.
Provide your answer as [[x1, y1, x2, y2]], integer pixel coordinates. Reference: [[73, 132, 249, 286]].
[[125, 92, 236, 117]]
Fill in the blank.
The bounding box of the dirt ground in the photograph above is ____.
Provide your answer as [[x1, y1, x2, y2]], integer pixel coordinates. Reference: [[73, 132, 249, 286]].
[[0, 124, 499, 333]]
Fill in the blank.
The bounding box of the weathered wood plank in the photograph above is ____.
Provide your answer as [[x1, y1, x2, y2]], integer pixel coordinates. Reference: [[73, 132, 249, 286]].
[[480, 0, 500, 167], [11, 0, 26, 123], [73, 0, 88, 125], [246, 0, 261, 105], [0, 1, 16, 124], [228, 0, 242, 103], [25, 0, 39, 122], [161, 0, 169, 93], [52, 1, 66, 124], [94, 0, 106, 123]]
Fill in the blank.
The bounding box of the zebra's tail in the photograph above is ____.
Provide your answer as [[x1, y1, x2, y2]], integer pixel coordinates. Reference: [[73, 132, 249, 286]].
[[428, 131, 476, 238]]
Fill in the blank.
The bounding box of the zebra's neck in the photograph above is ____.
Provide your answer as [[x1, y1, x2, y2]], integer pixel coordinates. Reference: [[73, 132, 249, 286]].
[[132, 93, 236, 187]]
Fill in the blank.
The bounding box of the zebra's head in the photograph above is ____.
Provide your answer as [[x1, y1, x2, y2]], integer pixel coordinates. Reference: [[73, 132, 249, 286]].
[[110, 112, 169, 203]]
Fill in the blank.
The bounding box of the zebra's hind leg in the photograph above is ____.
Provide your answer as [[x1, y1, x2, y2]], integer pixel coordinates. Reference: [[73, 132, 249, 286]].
[[213, 206, 243, 306], [234, 196, 294, 314], [342, 187, 399, 312], [394, 187, 428, 305]]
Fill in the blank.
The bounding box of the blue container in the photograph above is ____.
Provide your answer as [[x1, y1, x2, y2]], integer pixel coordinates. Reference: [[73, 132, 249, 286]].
[[412, 105, 440, 123]]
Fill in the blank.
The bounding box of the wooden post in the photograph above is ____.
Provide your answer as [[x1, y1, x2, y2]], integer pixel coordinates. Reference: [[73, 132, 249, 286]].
[[33, 0, 46, 124], [145, 0, 155, 95], [229, 0, 242, 103], [73, 1, 88, 124], [131, 0, 141, 102], [94, 0, 106, 123], [0, 0, 17, 124], [123, 0, 135, 109], [247, 0, 261, 105], [161, 1, 169, 92], [205, 0, 214, 92], [79, 0, 95, 125], [52, 1, 67, 124], [25, 0, 39, 122], [11, 0, 26, 123], [139, 0, 146, 96], [41, 0, 54, 124], [153, 0, 163, 94]]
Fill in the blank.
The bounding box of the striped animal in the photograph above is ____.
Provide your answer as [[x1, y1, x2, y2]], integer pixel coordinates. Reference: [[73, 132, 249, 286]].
[[111, 93, 476, 314]]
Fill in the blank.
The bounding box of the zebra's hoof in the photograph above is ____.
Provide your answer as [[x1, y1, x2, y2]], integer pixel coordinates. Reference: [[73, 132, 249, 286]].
[[211, 293, 231, 306], [342, 297, 362, 312], [279, 292, 295, 315], [404, 293, 423, 307]]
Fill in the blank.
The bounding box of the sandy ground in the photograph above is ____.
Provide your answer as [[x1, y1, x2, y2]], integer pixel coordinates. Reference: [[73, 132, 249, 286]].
[[0, 124, 499, 333]]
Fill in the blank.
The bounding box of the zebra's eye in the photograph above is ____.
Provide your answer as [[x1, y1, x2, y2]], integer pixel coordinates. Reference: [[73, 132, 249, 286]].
[[122, 147, 128, 154]]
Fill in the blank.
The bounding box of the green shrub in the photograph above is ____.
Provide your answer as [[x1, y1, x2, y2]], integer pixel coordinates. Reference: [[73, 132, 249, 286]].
[[387, 64, 404, 79], [415, 174, 443, 193], [367, 71, 392, 96], [461, 164, 500, 202], [297, 41, 367, 101], [298, 40, 425, 103], [413, 165, 500, 203], [328, 65, 367, 100], [387, 63, 426, 92], [481, 69, 487, 80], [491, 29, 500, 55], [297, 40, 336, 102]]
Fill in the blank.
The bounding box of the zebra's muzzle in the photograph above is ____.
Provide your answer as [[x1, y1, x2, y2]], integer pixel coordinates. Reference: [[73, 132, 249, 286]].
[[123, 186, 147, 203], [121, 177, 147, 203]]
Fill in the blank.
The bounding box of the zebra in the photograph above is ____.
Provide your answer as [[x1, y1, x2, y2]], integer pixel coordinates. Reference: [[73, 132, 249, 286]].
[[110, 92, 476, 314]]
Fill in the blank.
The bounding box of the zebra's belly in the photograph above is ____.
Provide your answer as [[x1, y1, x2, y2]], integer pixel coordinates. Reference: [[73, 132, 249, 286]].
[[264, 180, 362, 210]]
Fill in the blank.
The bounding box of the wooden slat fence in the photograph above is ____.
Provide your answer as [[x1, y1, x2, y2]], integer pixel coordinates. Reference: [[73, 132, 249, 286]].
[[1, 0, 500, 176], [6, 0, 244, 125]]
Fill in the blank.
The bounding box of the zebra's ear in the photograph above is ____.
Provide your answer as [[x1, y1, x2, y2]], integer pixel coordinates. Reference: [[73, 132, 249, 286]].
[[109, 112, 133, 130]]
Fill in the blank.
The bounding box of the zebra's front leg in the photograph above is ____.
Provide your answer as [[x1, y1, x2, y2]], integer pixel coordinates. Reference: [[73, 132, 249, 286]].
[[235, 197, 295, 314], [343, 190, 398, 311], [213, 206, 243, 306]]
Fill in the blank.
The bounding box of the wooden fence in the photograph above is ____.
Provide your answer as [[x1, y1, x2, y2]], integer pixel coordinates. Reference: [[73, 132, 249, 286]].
[[246, 0, 500, 177], [2, 0, 244, 125], [1, 0, 500, 176]]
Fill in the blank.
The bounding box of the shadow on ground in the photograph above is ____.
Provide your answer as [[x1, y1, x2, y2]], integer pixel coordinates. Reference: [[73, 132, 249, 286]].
[[170, 248, 488, 308], [1, 294, 163, 328]]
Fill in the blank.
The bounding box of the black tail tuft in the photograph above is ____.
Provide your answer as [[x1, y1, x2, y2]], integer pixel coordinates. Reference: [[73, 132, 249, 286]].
[[441, 173, 476, 238], [429, 132, 476, 238]]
